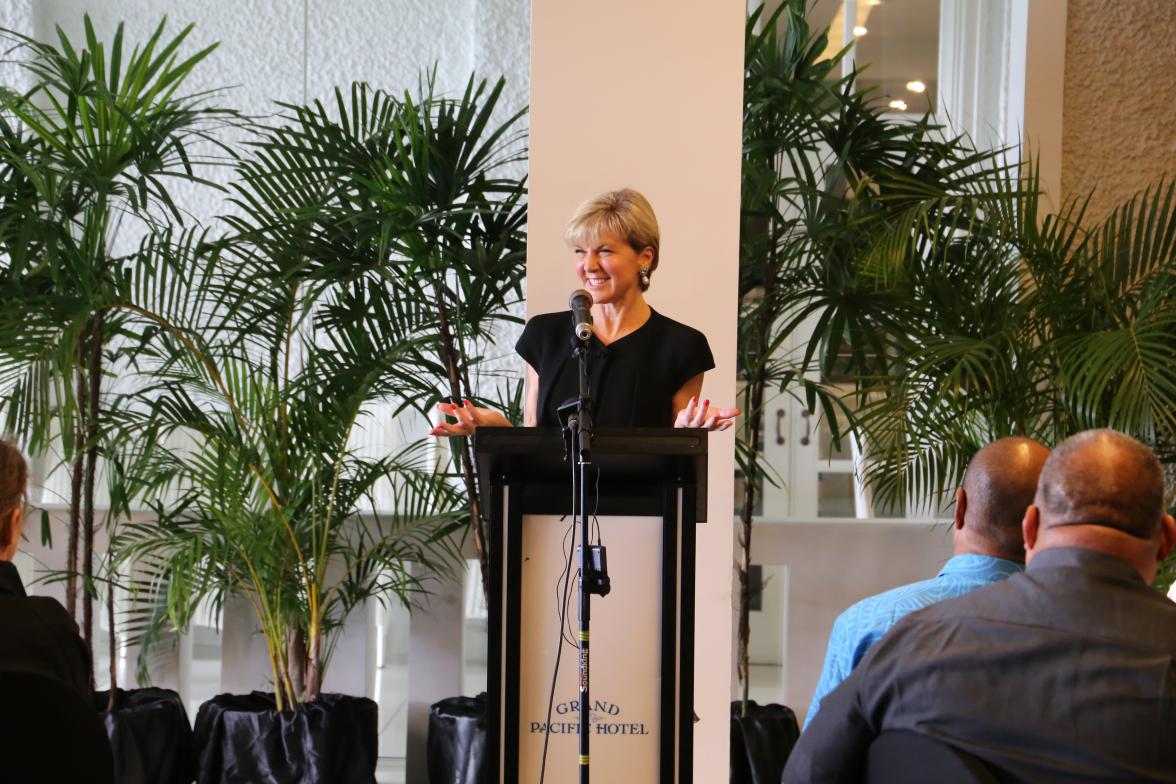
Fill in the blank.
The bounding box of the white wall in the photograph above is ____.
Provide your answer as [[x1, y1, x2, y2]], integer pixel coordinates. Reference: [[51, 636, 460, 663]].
[[754, 521, 954, 716], [528, 0, 744, 779]]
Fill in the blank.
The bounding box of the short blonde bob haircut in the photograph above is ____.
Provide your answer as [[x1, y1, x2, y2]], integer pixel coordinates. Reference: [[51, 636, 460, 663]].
[[564, 188, 660, 290]]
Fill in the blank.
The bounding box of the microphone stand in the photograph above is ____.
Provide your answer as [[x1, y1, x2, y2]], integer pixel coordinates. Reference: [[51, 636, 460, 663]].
[[566, 334, 594, 784]]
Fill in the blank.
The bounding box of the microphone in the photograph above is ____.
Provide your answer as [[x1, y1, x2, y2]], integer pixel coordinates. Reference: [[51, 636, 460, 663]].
[[569, 289, 593, 341]]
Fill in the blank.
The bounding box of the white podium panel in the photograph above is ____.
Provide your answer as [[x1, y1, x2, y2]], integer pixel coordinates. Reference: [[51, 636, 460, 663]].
[[478, 427, 703, 783], [516, 513, 666, 782]]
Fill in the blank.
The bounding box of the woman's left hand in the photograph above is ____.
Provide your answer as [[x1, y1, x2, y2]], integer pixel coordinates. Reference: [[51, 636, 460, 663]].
[[674, 397, 740, 431]]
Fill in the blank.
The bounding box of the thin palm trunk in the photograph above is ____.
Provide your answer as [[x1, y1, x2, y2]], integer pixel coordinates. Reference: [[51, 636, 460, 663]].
[[738, 245, 775, 716], [455, 305, 491, 599], [286, 625, 307, 704], [81, 312, 104, 690], [67, 356, 85, 621], [738, 366, 766, 716], [436, 290, 491, 601], [268, 629, 290, 712], [106, 547, 117, 711], [305, 624, 322, 702]]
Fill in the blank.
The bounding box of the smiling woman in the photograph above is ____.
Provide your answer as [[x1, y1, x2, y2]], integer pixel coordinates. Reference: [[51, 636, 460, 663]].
[[430, 188, 740, 436]]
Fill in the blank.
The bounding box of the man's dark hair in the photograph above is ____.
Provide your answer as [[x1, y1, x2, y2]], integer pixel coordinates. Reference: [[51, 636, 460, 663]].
[[962, 436, 1050, 558], [1035, 429, 1164, 538]]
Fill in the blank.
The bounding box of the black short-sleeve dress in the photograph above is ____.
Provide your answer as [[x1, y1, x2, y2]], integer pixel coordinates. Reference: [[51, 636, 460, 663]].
[[515, 308, 715, 428]]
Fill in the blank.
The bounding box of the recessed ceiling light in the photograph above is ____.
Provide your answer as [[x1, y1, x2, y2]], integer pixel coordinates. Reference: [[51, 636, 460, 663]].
[[868, 0, 882, 5], [888, 99, 908, 111], [853, 25, 868, 36], [906, 80, 926, 93]]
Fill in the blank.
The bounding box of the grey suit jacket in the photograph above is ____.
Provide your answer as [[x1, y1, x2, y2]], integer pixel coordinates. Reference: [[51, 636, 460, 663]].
[[786, 547, 1176, 783]]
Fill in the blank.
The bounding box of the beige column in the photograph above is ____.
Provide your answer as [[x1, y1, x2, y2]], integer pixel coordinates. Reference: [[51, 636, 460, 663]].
[[528, 1, 744, 779]]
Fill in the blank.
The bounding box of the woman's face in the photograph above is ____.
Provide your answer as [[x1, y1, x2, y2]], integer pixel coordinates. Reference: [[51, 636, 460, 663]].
[[572, 230, 654, 306]]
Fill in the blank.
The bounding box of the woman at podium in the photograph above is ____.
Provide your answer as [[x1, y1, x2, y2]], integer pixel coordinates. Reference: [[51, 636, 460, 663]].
[[430, 188, 738, 435]]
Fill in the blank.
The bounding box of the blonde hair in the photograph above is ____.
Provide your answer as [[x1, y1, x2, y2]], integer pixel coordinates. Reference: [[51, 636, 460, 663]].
[[564, 188, 660, 290], [0, 440, 28, 523]]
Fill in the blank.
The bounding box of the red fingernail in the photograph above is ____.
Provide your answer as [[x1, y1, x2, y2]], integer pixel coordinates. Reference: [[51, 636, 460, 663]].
[[703, 399, 710, 408]]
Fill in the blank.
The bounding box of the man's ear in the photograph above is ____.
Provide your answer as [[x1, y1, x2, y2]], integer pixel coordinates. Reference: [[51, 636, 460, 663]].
[[1156, 514, 1176, 563], [1022, 505, 1040, 559], [0, 508, 19, 558], [953, 489, 967, 531]]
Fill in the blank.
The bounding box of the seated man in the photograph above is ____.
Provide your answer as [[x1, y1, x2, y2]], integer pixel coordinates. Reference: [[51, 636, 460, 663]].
[[0, 441, 90, 696], [804, 436, 1049, 726], [785, 429, 1176, 783]]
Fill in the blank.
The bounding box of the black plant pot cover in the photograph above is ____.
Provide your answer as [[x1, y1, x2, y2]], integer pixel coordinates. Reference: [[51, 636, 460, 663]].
[[96, 687, 196, 784], [194, 691, 378, 784], [427, 693, 487, 784], [729, 700, 801, 784]]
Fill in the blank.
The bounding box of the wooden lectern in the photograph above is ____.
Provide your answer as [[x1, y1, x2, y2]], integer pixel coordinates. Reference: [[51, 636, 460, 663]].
[[475, 427, 706, 784]]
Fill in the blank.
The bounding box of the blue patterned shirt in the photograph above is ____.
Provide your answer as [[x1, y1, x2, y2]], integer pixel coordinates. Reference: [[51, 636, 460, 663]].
[[803, 553, 1023, 728]]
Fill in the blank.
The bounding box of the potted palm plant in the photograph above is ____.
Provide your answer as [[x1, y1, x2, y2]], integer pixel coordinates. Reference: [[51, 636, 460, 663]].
[[371, 74, 528, 782], [734, 3, 1029, 780], [356, 75, 528, 603], [736, 4, 1174, 775], [825, 165, 1176, 535], [195, 73, 527, 781], [733, 5, 843, 778], [113, 225, 468, 783], [113, 73, 524, 783], [0, 16, 231, 783], [217, 72, 526, 597]]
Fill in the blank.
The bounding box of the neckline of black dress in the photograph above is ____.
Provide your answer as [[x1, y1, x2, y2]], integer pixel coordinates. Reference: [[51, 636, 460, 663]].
[[592, 306, 657, 348]]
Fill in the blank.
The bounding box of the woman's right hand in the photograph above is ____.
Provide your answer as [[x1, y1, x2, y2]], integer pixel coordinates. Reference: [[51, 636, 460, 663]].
[[673, 396, 739, 431], [429, 399, 513, 437]]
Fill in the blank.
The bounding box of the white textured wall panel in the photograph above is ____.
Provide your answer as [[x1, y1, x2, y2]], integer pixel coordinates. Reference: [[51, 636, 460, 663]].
[[0, 0, 34, 91], [474, 0, 530, 183], [36, 1, 305, 110], [28, 0, 530, 226], [308, 0, 476, 101]]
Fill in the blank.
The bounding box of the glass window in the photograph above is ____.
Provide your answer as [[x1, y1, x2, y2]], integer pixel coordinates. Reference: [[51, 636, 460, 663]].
[[374, 593, 412, 760], [745, 565, 790, 706], [814, 0, 940, 115], [462, 559, 489, 698]]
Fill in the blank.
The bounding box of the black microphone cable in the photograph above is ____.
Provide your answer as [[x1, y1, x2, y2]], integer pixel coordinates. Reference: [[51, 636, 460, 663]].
[[538, 439, 581, 784], [592, 461, 603, 545], [559, 520, 579, 648]]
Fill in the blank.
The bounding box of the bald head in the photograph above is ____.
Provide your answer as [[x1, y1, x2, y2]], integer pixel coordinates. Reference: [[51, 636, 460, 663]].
[[957, 437, 1051, 559], [1035, 429, 1165, 538]]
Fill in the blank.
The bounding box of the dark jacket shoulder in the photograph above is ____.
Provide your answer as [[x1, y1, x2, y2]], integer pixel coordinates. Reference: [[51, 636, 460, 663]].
[[0, 561, 91, 697]]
